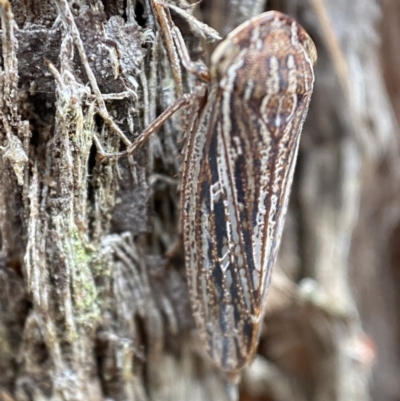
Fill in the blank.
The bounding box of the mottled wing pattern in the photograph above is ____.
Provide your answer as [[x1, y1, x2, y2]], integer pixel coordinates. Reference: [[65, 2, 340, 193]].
[[181, 11, 316, 373]]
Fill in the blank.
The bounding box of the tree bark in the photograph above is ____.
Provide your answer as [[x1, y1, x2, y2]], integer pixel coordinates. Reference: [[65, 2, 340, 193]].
[[1, 1, 399, 401]]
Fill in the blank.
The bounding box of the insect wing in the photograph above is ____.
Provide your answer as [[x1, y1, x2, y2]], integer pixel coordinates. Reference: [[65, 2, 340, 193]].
[[181, 11, 315, 373]]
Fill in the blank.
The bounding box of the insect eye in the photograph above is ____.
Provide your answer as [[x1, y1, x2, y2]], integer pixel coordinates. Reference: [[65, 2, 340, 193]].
[[210, 40, 241, 80]]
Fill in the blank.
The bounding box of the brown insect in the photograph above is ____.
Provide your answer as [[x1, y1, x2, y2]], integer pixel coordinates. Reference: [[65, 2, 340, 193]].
[[179, 11, 316, 378], [104, 6, 316, 392]]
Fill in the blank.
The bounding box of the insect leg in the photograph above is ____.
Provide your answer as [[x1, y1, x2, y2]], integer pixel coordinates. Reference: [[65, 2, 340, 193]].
[[151, 0, 184, 97], [171, 26, 211, 83], [97, 94, 192, 161], [153, 1, 212, 82]]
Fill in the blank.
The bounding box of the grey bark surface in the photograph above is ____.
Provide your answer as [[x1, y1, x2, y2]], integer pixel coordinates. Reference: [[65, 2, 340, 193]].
[[0, 1, 399, 401]]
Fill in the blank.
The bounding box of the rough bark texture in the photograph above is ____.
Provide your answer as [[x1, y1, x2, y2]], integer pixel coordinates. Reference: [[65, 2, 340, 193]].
[[0, 0, 399, 401]]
